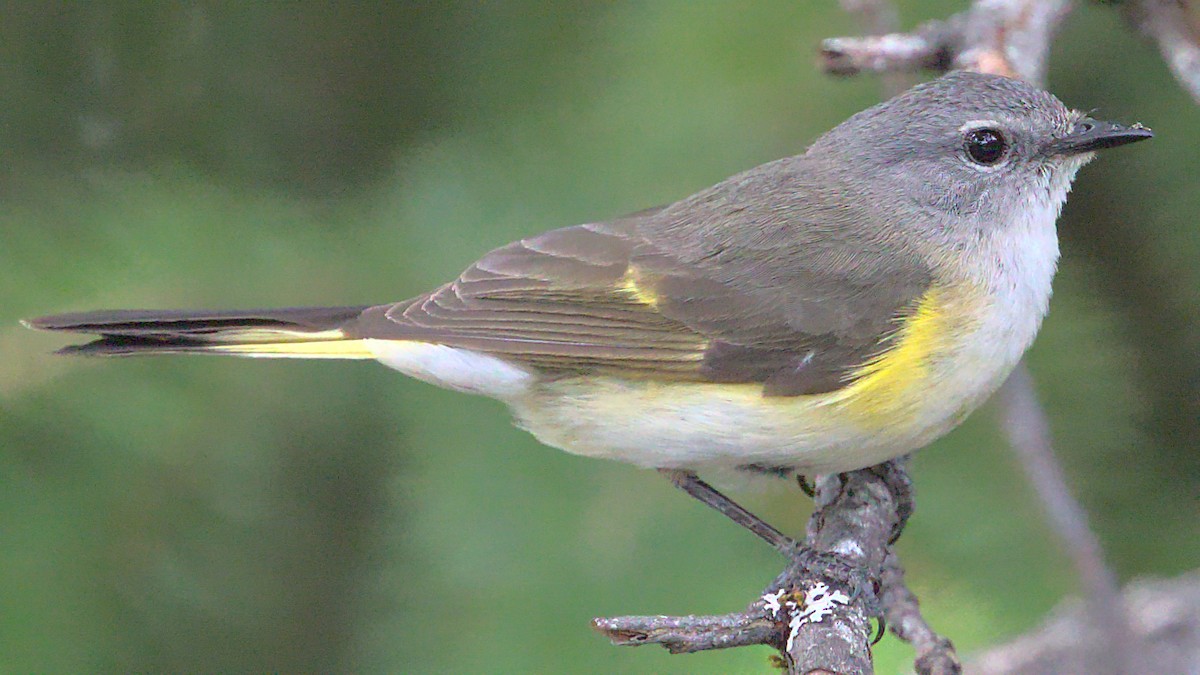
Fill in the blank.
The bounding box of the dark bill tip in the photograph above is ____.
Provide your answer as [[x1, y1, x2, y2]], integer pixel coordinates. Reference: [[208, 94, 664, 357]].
[[1047, 118, 1154, 156]]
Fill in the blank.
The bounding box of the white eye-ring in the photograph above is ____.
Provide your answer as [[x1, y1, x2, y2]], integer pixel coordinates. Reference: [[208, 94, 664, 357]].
[[959, 120, 1010, 169]]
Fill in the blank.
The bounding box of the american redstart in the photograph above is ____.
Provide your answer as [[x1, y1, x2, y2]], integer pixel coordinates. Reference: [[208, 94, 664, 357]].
[[25, 71, 1152, 554]]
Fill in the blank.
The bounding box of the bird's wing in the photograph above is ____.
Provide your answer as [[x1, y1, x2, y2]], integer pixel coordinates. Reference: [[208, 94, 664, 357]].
[[350, 202, 932, 397], [31, 157, 934, 395]]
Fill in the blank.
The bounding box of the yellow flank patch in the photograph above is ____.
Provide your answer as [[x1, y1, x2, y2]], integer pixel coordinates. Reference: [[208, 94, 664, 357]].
[[831, 287, 955, 424], [616, 268, 659, 308], [207, 339, 375, 359]]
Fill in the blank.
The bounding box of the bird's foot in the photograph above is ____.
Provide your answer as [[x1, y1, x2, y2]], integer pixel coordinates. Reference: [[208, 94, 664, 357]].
[[779, 544, 881, 615], [860, 458, 915, 544]]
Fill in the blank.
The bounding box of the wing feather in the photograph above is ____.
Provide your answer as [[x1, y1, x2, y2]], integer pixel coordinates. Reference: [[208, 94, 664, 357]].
[[349, 168, 933, 395]]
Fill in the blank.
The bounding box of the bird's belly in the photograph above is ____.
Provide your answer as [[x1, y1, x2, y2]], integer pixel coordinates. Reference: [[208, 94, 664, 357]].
[[512, 285, 1041, 473], [512, 376, 978, 473]]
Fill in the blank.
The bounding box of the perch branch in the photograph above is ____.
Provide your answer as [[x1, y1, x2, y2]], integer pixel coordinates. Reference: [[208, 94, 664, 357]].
[[593, 605, 776, 653], [594, 464, 907, 673]]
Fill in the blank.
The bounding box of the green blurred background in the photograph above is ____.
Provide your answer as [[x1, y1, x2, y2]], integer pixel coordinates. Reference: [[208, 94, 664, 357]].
[[3, 2, 1197, 672]]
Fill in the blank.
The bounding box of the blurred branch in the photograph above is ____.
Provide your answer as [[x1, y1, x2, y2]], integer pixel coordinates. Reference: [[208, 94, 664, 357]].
[[967, 572, 1200, 674], [837, 0, 914, 95], [1123, 0, 1200, 103], [821, 0, 1073, 83], [879, 551, 961, 675], [996, 367, 1132, 675], [821, 19, 958, 76]]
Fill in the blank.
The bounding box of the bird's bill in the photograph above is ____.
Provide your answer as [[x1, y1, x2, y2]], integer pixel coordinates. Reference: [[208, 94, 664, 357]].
[[1047, 117, 1153, 155]]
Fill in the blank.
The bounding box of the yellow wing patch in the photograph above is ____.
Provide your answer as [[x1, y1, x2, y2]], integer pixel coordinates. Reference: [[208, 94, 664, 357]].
[[616, 268, 660, 308]]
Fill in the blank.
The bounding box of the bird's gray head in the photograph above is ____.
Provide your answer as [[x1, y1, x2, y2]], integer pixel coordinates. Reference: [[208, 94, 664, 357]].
[[809, 71, 1151, 239]]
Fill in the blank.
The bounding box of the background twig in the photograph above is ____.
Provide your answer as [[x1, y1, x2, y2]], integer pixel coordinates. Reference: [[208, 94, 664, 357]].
[[967, 572, 1200, 674], [996, 367, 1132, 675], [879, 552, 960, 675], [820, 0, 1074, 82], [1124, 0, 1200, 103], [837, 0, 913, 94]]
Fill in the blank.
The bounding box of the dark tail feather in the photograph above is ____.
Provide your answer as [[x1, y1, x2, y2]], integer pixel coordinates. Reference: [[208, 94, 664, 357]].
[[23, 305, 375, 357]]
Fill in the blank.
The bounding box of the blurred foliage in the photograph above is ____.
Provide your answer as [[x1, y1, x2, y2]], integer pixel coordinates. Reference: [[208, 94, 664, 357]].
[[2, 2, 1198, 673]]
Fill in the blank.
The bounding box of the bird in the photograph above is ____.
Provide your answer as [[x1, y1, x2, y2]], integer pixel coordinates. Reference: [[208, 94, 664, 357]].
[[25, 71, 1152, 557]]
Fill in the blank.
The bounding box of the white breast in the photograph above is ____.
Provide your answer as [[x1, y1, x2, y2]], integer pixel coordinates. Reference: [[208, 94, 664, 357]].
[[973, 201, 1060, 368], [962, 158, 1082, 372]]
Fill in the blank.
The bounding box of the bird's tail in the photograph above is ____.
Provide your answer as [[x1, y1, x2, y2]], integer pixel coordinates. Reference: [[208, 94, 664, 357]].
[[23, 305, 376, 358]]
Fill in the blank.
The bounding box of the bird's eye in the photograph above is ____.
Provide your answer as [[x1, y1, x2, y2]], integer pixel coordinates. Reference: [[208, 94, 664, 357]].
[[964, 128, 1008, 165]]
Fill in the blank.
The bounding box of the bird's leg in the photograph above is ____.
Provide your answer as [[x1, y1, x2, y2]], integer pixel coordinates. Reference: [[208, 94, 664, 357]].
[[659, 468, 882, 616], [795, 473, 816, 498], [657, 469, 796, 553]]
